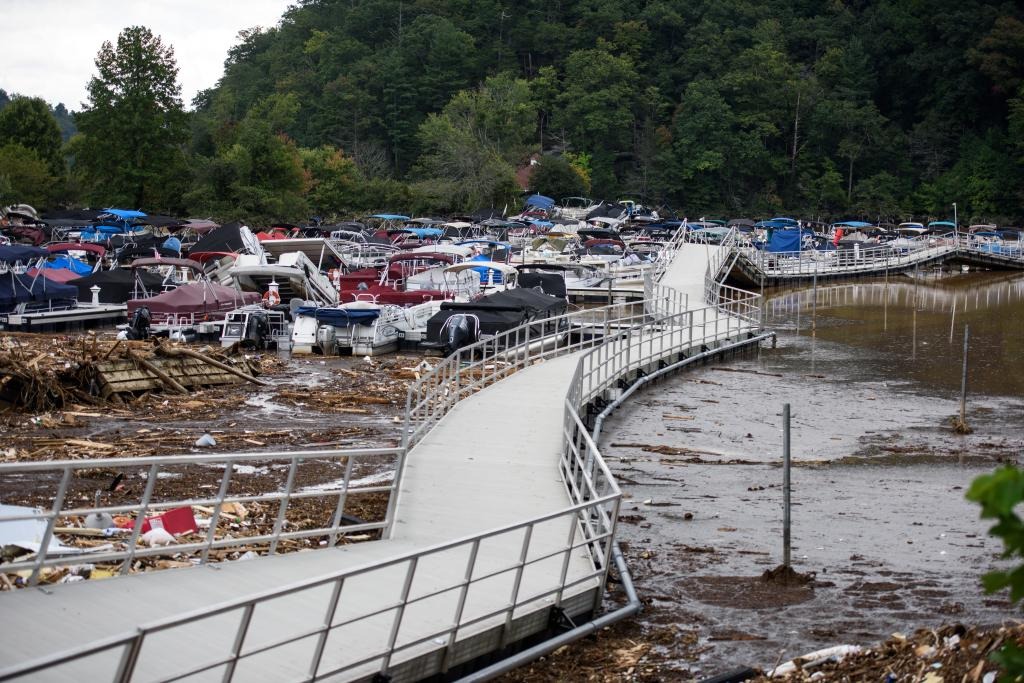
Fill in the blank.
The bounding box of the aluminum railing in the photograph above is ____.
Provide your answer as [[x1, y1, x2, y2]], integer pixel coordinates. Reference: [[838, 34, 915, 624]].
[[0, 222, 766, 682], [400, 300, 653, 455], [737, 232, 1024, 278], [0, 448, 402, 585]]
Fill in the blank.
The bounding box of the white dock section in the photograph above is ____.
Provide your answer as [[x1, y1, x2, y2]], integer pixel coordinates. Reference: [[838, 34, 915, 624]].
[[0, 234, 761, 682], [661, 242, 726, 300]]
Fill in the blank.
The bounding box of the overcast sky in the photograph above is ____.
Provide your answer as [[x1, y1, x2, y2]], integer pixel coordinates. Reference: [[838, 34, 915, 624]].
[[0, 0, 294, 110]]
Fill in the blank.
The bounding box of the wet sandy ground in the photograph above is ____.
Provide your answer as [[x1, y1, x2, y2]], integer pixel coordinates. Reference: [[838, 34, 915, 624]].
[[594, 301, 1024, 678]]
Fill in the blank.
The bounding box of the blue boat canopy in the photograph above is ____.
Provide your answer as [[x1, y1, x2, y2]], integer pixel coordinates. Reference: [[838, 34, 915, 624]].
[[0, 245, 47, 263], [44, 255, 93, 275], [524, 194, 555, 211], [765, 228, 817, 253], [834, 221, 873, 228], [370, 214, 410, 221], [103, 209, 147, 220], [393, 227, 443, 239], [928, 221, 957, 228], [769, 217, 800, 226], [295, 306, 381, 327]]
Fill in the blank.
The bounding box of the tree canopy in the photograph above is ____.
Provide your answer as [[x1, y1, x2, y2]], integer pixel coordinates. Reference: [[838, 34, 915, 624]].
[[70, 25, 189, 211]]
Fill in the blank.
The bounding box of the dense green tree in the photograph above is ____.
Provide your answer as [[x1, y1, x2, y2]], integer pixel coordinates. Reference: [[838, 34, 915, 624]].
[[528, 155, 587, 200], [186, 94, 308, 222], [300, 145, 363, 216], [71, 26, 189, 210], [0, 97, 65, 177], [411, 75, 530, 212], [0, 143, 58, 207]]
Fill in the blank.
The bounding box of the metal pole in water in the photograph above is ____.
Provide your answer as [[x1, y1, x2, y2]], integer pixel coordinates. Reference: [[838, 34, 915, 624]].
[[783, 403, 791, 569], [959, 325, 970, 428], [811, 270, 817, 335], [949, 298, 956, 343]]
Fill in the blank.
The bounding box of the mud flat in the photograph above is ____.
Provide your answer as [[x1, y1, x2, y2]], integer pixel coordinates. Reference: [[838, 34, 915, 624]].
[[502, 272, 1024, 681]]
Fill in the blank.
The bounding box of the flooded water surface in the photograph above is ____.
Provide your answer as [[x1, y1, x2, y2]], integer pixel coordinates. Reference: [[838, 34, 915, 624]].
[[601, 271, 1024, 679]]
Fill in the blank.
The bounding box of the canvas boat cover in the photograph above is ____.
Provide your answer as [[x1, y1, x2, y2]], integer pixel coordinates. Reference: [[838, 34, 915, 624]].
[[188, 222, 258, 256], [426, 287, 566, 341], [524, 194, 555, 211], [517, 272, 567, 299], [126, 282, 259, 318], [765, 228, 817, 252], [0, 245, 46, 264], [28, 267, 81, 283], [71, 268, 166, 304], [0, 272, 79, 312], [294, 306, 381, 327]]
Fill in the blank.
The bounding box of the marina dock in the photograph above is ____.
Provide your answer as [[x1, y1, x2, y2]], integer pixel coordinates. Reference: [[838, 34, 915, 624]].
[[0, 238, 767, 682]]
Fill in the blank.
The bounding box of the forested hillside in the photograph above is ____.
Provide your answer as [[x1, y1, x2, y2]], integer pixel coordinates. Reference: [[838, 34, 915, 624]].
[[4, 0, 1024, 223]]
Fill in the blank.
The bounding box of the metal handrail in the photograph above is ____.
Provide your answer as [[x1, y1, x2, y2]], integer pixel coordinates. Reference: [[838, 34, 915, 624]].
[[736, 232, 1023, 278], [0, 447, 403, 583], [0, 224, 766, 682]]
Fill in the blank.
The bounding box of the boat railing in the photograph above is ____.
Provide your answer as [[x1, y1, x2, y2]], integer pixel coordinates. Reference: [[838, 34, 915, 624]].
[[0, 447, 404, 585]]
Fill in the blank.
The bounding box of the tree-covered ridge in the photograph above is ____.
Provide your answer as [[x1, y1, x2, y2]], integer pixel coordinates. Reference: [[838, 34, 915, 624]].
[[188, 0, 1023, 223], [3, 1, 1023, 223]]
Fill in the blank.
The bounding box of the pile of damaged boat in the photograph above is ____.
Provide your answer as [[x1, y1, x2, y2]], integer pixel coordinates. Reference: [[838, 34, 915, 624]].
[[0, 200, 681, 354]]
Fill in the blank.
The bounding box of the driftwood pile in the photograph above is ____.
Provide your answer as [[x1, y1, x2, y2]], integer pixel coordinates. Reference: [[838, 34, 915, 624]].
[[0, 334, 267, 411]]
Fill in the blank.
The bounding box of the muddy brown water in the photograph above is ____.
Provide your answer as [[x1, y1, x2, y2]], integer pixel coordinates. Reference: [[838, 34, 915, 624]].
[[600, 271, 1024, 679]]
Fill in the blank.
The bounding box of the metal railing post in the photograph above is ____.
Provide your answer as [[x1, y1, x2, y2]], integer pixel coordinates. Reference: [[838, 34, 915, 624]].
[[269, 458, 300, 555], [201, 462, 236, 564], [380, 557, 419, 673], [121, 462, 160, 576], [28, 467, 72, 585]]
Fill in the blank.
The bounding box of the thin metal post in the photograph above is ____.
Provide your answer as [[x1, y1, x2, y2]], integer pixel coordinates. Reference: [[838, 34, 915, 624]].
[[329, 455, 357, 546], [959, 325, 970, 427], [380, 557, 419, 673], [783, 403, 792, 569], [441, 539, 481, 672], [201, 462, 235, 564], [502, 525, 535, 647], [269, 458, 300, 554], [114, 633, 145, 683], [949, 298, 957, 343], [811, 270, 817, 335], [29, 467, 72, 586], [221, 603, 255, 683], [308, 578, 345, 680], [122, 462, 160, 576]]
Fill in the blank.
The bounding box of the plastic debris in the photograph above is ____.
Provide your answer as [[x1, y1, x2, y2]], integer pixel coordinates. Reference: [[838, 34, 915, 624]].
[[195, 433, 217, 447]]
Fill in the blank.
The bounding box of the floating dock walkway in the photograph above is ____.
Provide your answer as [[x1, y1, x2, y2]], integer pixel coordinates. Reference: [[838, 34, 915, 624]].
[[728, 233, 1024, 287], [0, 233, 767, 682]]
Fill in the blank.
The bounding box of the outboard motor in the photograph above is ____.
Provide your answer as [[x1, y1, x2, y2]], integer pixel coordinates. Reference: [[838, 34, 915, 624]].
[[440, 313, 480, 356], [126, 306, 151, 340], [242, 311, 271, 349], [316, 324, 338, 356]]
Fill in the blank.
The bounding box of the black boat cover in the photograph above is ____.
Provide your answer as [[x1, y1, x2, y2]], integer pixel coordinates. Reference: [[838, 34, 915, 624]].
[[70, 268, 166, 304]]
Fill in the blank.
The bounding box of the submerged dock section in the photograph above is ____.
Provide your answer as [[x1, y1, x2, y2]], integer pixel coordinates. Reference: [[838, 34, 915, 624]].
[[0, 229, 768, 682], [729, 232, 1024, 287]]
